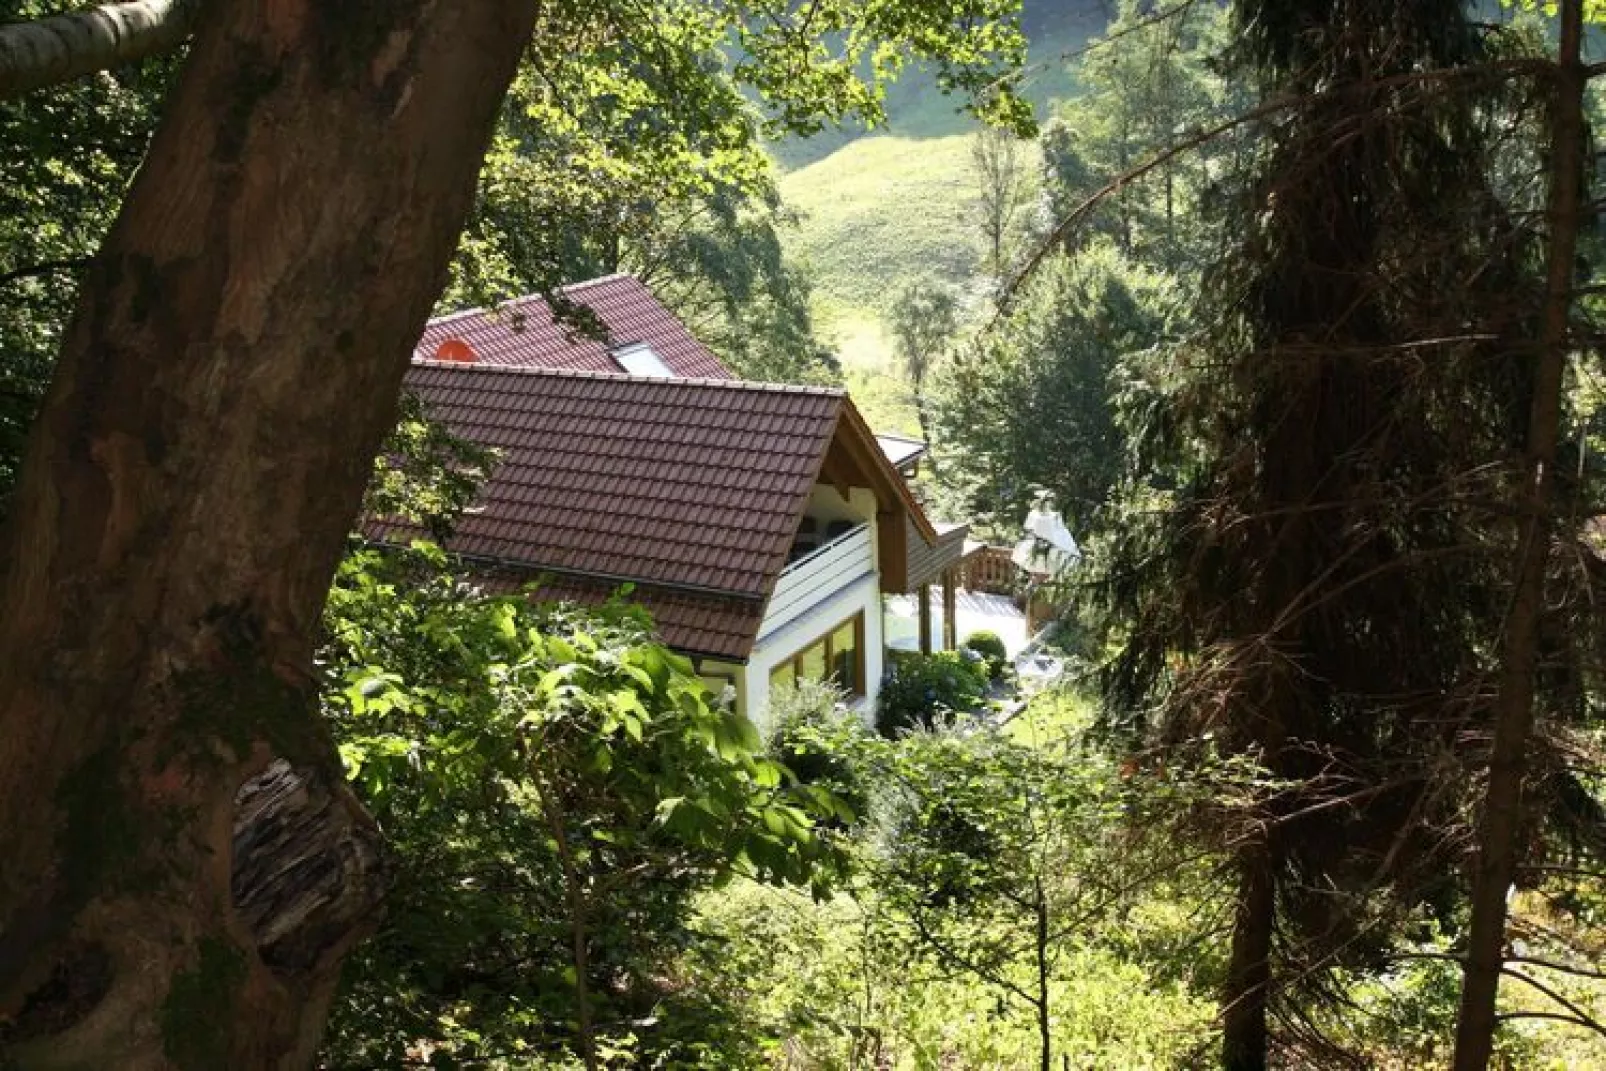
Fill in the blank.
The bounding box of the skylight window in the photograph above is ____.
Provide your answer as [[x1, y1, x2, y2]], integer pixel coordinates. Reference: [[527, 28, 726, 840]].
[[611, 341, 675, 377]]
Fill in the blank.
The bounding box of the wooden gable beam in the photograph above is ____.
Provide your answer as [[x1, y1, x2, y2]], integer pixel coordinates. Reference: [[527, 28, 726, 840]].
[[816, 442, 857, 502], [877, 506, 910, 591], [832, 402, 936, 543]]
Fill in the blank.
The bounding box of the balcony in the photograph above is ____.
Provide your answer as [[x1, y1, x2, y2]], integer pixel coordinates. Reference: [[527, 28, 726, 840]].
[[765, 521, 874, 635]]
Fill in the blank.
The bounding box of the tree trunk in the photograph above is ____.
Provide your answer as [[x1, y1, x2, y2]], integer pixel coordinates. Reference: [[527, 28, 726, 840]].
[[537, 781, 598, 1071], [0, 0, 537, 1066], [1452, 1, 1585, 1066], [1117, 128, 1132, 254], [1221, 835, 1276, 1071], [0, 0, 197, 99], [1163, 169, 1173, 257], [1033, 876, 1051, 1071], [912, 386, 941, 476]]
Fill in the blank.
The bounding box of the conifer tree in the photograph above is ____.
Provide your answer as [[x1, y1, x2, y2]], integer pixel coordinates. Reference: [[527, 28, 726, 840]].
[[1089, 2, 1598, 1063]]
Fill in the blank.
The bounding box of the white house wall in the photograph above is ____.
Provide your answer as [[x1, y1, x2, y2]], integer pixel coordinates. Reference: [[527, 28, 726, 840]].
[[806, 484, 877, 527], [695, 657, 747, 718], [745, 569, 884, 736], [698, 484, 886, 736]]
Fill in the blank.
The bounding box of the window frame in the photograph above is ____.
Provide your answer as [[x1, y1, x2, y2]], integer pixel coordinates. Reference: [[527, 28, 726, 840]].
[[767, 610, 866, 699], [610, 341, 675, 377]]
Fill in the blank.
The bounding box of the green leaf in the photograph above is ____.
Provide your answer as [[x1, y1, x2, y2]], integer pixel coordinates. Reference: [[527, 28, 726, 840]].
[[732, 714, 763, 752], [608, 688, 648, 720], [492, 601, 518, 643]]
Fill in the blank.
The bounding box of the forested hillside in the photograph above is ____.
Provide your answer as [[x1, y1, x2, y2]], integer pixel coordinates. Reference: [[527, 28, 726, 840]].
[[2, 1, 1605, 1069]]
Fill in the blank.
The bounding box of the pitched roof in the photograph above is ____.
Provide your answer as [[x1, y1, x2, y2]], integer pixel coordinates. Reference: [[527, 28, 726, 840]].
[[477, 568, 767, 662], [371, 364, 847, 657], [415, 274, 733, 379]]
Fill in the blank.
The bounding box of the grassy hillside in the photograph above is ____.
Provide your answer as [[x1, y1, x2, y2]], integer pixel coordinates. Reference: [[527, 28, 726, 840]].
[[771, 5, 1102, 405], [781, 133, 987, 321], [779, 130, 1046, 438]]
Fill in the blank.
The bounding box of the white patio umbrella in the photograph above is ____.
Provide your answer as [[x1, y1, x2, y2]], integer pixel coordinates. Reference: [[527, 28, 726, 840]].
[[1011, 500, 1081, 577]]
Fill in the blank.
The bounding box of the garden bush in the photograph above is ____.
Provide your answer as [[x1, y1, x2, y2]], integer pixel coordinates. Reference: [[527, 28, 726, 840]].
[[320, 549, 846, 1067], [766, 679, 874, 827], [961, 628, 1009, 679], [876, 650, 990, 736]]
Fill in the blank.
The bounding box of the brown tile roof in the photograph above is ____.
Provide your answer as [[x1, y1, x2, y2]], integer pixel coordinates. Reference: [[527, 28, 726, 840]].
[[372, 364, 847, 658], [415, 274, 732, 379], [475, 568, 766, 662]]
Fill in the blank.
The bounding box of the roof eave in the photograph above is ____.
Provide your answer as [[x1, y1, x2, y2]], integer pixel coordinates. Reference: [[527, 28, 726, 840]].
[[834, 399, 939, 544]]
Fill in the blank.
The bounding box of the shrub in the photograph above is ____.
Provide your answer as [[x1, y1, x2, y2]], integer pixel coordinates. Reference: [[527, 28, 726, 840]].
[[876, 650, 990, 736], [764, 676, 848, 732], [766, 679, 873, 826], [961, 629, 1009, 680], [321, 550, 846, 1068]]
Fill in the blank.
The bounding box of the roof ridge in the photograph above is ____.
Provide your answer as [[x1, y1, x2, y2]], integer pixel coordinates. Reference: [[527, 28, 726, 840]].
[[411, 359, 847, 398], [421, 304, 488, 330], [422, 274, 636, 331], [557, 272, 632, 295]]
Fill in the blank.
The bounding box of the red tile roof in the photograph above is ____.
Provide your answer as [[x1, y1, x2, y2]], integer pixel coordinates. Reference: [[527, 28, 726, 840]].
[[415, 275, 732, 379], [372, 364, 846, 659]]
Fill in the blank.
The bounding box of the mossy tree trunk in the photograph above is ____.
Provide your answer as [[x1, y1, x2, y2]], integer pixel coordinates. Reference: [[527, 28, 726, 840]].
[[0, 0, 536, 1066]]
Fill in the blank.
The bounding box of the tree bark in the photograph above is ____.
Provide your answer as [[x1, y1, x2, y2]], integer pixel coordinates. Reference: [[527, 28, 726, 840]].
[[1221, 834, 1275, 1071], [538, 782, 598, 1071], [0, 0, 196, 99], [1453, 1, 1586, 1066], [0, 0, 537, 1066], [1033, 876, 1051, 1071]]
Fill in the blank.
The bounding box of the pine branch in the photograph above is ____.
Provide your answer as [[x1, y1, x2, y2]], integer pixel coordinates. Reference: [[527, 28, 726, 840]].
[[998, 56, 1554, 318], [1500, 969, 1606, 1040]]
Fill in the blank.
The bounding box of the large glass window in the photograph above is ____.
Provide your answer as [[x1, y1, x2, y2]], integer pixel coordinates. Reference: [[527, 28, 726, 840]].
[[769, 612, 865, 699], [769, 661, 796, 693], [829, 619, 859, 694], [799, 642, 827, 683]]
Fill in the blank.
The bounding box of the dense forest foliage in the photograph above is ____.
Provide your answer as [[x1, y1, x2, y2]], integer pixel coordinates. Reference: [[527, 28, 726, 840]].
[[1, 0, 1605, 1068]]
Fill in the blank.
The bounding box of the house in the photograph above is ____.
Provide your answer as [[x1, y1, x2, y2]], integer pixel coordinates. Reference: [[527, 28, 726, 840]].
[[380, 276, 976, 727]]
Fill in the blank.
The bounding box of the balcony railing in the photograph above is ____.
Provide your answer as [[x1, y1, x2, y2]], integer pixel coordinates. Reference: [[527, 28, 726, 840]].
[[765, 522, 873, 635], [962, 544, 1020, 595]]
